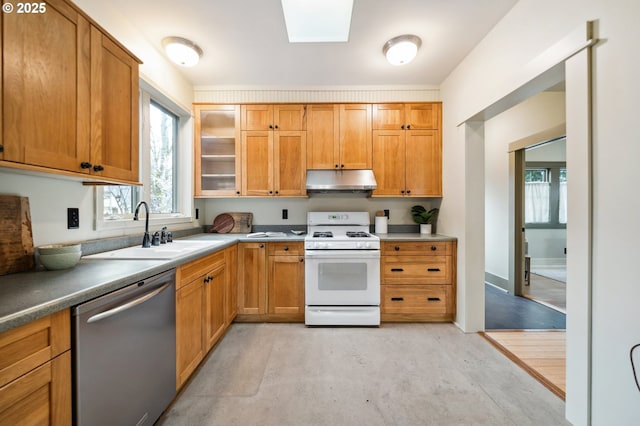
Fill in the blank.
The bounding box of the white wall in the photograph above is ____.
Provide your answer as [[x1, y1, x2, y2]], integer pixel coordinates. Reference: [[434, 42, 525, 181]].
[[440, 0, 640, 424], [201, 196, 438, 229], [484, 92, 565, 283]]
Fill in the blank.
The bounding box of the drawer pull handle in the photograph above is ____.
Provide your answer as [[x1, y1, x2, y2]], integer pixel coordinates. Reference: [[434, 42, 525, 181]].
[[427, 268, 441, 272], [427, 297, 441, 302], [284, 246, 289, 251], [394, 246, 400, 251], [391, 297, 404, 302], [391, 268, 404, 272], [431, 246, 437, 251]]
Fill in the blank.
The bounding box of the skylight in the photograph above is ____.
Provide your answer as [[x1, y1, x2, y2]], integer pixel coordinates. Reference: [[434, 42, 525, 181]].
[[281, 0, 354, 43]]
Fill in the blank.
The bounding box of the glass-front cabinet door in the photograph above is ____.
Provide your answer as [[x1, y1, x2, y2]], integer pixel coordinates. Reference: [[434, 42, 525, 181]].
[[194, 105, 241, 196]]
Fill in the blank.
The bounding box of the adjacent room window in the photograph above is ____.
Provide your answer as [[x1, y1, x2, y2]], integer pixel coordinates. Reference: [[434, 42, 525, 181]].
[[96, 82, 191, 228], [525, 162, 566, 228]]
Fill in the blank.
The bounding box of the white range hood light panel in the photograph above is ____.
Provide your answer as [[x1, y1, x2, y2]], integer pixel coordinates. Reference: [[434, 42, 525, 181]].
[[281, 0, 354, 43]]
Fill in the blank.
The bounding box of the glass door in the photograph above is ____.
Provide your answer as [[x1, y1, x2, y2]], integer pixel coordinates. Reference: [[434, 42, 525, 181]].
[[194, 105, 241, 196]]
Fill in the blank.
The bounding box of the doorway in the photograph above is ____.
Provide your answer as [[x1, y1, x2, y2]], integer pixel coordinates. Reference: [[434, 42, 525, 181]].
[[522, 137, 567, 313]]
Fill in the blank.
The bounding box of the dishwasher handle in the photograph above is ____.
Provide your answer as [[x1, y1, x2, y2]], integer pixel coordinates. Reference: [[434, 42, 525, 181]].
[[87, 282, 171, 324]]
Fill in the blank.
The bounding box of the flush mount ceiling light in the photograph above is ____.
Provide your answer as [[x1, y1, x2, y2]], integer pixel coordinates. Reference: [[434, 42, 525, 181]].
[[383, 34, 422, 66], [162, 36, 203, 67], [281, 0, 354, 42]]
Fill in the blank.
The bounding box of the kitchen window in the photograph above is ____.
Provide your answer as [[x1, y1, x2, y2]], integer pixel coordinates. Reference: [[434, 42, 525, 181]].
[[95, 81, 193, 229], [525, 162, 566, 228]]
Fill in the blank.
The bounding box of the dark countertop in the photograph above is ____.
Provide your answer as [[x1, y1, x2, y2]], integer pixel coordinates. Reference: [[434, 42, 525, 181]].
[[0, 232, 455, 333]]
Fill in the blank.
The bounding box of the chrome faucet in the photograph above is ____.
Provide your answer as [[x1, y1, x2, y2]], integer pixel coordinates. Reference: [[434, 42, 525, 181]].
[[133, 201, 151, 248]]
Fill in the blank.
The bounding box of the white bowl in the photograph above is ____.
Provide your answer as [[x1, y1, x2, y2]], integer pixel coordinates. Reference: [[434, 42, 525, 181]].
[[37, 243, 81, 270], [37, 243, 82, 255]]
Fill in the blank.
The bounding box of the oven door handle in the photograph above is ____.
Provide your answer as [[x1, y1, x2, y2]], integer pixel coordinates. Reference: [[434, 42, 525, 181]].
[[86, 282, 171, 324]]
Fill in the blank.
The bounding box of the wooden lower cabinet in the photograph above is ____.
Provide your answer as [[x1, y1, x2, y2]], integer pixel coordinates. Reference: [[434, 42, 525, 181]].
[[381, 241, 456, 322], [0, 310, 71, 425], [176, 278, 205, 389], [237, 242, 305, 322], [237, 243, 267, 315], [204, 265, 226, 351], [268, 243, 305, 319], [175, 248, 233, 390], [225, 245, 238, 324]]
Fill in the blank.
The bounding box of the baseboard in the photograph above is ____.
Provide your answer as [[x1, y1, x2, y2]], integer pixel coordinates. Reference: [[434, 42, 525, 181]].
[[530, 258, 566, 268], [485, 272, 509, 292]]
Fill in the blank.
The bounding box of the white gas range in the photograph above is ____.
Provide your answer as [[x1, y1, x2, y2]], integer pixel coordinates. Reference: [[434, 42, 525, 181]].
[[304, 212, 380, 326]]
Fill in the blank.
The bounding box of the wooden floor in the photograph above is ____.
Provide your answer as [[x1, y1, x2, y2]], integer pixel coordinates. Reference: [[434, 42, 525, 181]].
[[482, 330, 566, 400], [523, 273, 566, 312]]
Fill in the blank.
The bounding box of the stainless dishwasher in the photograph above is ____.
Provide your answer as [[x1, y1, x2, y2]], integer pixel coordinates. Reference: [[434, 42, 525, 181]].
[[73, 268, 176, 426]]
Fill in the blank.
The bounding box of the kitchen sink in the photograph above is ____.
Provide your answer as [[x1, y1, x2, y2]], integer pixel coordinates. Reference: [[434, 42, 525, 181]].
[[84, 240, 225, 260]]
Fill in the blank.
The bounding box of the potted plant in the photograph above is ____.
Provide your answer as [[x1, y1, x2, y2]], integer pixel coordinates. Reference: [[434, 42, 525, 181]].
[[411, 205, 439, 234]]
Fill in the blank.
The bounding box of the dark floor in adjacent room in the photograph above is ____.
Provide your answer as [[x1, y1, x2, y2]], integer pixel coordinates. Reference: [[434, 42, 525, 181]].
[[485, 283, 566, 330]]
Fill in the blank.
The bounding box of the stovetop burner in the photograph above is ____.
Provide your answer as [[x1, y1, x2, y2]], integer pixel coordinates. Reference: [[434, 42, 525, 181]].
[[313, 231, 333, 238], [346, 231, 371, 238]]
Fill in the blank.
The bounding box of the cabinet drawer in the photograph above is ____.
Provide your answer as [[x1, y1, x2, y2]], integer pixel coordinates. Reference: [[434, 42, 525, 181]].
[[0, 310, 70, 388], [177, 250, 225, 289], [382, 241, 452, 256], [382, 256, 452, 284], [268, 242, 304, 256], [381, 285, 452, 314]]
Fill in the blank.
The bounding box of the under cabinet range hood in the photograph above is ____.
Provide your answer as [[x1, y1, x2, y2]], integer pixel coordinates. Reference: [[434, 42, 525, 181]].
[[306, 169, 377, 194]]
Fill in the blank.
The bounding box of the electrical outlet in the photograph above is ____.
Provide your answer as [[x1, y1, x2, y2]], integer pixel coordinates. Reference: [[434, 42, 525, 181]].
[[67, 208, 79, 229], [282, 209, 288, 220], [384, 209, 390, 219]]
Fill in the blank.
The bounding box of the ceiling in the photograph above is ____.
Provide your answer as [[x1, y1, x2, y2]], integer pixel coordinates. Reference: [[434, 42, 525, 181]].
[[107, 0, 519, 87]]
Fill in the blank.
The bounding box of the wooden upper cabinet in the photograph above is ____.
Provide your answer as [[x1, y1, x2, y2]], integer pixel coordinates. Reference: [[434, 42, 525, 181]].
[[372, 104, 405, 130], [406, 103, 440, 129], [405, 130, 442, 196], [339, 104, 372, 169], [1, 0, 141, 184], [241, 130, 306, 196], [241, 104, 306, 130], [307, 104, 372, 169], [2, 0, 91, 173], [372, 103, 442, 197], [274, 105, 306, 130], [373, 103, 440, 130], [274, 131, 306, 196], [90, 27, 140, 183], [241, 131, 273, 196], [307, 104, 339, 169], [194, 105, 241, 197], [372, 130, 406, 196]]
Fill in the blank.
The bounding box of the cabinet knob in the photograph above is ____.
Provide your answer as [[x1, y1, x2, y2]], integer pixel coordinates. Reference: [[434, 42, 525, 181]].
[[406, 189, 411, 194], [269, 191, 273, 194], [284, 246, 289, 251], [80, 162, 92, 169], [93, 165, 104, 172], [299, 257, 304, 262], [0, 145, 4, 153], [341, 164, 345, 168], [269, 125, 273, 129], [236, 191, 241, 195], [407, 125, 411, 129], [431, 246, 437, 251], [401, 125, 405, 130], [275, 190, 279, 195], [400, 190, 405, 194], [259, 244, 264, 248], [394, 246, 400, 251], [274, 125, 279, 129], [335, 164, 339, 168]]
